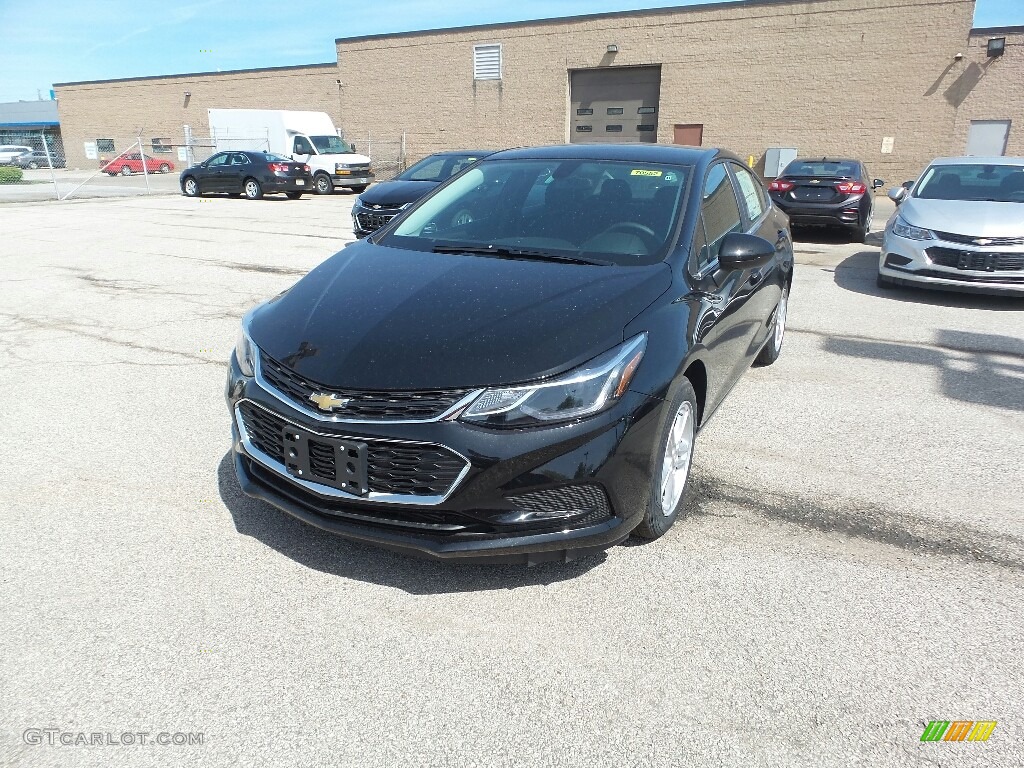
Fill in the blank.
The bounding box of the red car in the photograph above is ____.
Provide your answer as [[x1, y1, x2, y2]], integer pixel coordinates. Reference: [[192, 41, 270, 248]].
[[102, 152, 174, 176]]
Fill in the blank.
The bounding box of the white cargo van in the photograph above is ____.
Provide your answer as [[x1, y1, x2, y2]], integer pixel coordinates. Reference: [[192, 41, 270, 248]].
[[207, 109, 373, 194]]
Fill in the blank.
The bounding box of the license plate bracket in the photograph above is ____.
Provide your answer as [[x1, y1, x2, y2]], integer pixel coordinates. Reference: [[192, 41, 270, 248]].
[[281, 426, 369, 495]]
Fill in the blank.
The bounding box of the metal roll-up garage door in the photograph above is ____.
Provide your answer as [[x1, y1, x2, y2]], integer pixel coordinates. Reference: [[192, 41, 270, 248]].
[[570, 66, 662, 144]]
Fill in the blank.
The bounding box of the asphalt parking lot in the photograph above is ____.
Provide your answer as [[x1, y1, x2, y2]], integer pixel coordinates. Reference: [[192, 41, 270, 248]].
[[1, 192, 1022, 768]]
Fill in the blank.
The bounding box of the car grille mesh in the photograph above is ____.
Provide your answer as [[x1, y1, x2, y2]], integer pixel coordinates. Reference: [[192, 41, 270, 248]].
[[933, 231, 1024, 247], [355, 212, 399, 232], [507, 484, 615, 525], [238, 402, 467, 497], [259, 354, 471, 420], [926, 247, 1024, 272]]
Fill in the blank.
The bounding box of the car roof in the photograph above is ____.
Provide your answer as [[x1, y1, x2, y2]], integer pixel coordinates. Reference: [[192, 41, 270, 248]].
[[788, 157, 862, 165], [927, 156, 1024, 166], [488, 143, 726, 166], [428, 150, 494, 157]]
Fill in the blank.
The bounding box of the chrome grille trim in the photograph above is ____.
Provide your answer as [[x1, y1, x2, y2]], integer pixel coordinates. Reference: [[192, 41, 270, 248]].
[[234, 399, 472, 506]]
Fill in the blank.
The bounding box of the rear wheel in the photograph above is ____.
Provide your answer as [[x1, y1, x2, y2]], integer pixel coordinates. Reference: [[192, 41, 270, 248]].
[[632, 378, 698, 541], [182, 177, 200, 197], [244, 178, 263, 200], [159, 163, 170, 173], [754, 284, 789, 367], [119, 165, 132, 176], [314, 173, 333, 195], [853, 209, 873, 243], [286, 191, 304, 199], [27, 161, 39, 169]]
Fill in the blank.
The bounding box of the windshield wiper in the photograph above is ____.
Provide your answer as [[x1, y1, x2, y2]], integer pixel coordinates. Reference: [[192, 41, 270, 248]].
[[431, 244, 610, 266]]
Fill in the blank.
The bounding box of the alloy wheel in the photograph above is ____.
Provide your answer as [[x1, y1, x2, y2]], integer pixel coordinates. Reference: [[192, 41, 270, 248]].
[[660, 400, 695, 516]]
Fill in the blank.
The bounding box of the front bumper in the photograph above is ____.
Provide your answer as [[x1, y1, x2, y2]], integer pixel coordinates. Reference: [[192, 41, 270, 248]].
[[333, 173, 375, 189], [224, 355, 663, 562], [770, 194, 868, 228], [879, 230, 1024, 296]]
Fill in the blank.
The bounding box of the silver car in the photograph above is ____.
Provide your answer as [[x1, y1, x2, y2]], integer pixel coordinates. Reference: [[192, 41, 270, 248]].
[[878, 156, 1024, 296]]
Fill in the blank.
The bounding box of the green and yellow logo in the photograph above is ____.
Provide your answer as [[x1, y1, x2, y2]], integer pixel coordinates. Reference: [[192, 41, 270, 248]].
[[921, 720, 997, 742]]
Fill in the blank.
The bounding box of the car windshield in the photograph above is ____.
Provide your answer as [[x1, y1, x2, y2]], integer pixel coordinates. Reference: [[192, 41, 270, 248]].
[[379, 158, 690, 266], [782, 160, 860, 178], [913, 163, 1024, 203], [397, 154, 483, 182], [310, 135, 353, 154]]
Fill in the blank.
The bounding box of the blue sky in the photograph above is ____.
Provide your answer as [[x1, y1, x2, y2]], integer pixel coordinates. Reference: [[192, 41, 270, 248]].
[[0, 0, 1020, 102]]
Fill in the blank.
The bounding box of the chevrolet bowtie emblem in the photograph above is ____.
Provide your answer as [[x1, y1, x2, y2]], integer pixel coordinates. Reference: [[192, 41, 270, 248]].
[[371, 204, 381, 209], [309, 392, 351, 411], [976, 238, 992, 245]]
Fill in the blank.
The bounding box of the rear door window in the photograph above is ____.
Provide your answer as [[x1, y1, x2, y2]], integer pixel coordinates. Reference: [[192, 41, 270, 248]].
[[731, 164, 767, 223]]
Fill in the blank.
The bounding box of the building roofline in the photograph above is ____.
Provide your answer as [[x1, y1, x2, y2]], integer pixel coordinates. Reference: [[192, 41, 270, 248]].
[[335, 0, 827, 44], [54, 62, 337, 88], [970, 24, 1024, 36]]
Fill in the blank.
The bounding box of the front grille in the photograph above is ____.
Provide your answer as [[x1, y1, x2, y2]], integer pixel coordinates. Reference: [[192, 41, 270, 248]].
[[355, 212, 398, 232], [260, 354, 471, 420], [934, 231, 1024, 247], [506, 484, 615, 526], [238, 402, 468, 498], [926, 247, 1024, 272]]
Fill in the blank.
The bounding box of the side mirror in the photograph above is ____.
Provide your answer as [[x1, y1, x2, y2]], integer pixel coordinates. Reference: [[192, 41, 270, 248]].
[[350, 143, 357, 152], [872, 178, 885, 189], [888, 187, 908, 204], [718, 232, 775, 270], [902, 180, 914, 190]]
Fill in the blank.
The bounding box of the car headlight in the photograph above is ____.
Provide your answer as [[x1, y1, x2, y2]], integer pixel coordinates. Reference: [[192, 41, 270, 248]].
[[460, 334, 647, 427], [234, 327, 256, 377], [892, 215, 934, 241]]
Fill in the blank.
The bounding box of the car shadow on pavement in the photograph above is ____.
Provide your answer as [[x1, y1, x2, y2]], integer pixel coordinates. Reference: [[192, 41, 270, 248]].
[[822, 328, 1024, 412], [831, 252, 1024, 311], [216, 452, 607, 592]]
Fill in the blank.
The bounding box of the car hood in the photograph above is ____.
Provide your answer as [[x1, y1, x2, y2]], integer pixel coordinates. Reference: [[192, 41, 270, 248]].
[[899, 198, 1024, 237], [357, 179, 437, 207], [248, 243, 672, 390]]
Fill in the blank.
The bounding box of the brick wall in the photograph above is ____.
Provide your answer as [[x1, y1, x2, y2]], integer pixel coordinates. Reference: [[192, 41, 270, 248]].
[[336, 0, 982, 183], [54, 64, 340, 168], [953, 28, 1024, 157]]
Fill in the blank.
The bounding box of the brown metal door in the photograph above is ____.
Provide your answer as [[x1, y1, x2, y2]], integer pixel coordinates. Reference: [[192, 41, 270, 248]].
[[570, 67, 661, 144], [674, 124, 704, 146]]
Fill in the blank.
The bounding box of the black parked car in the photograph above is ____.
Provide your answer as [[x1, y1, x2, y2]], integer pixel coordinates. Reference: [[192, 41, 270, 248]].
[[12, 150, 64, 169], [352, 150, 493, 237], [768, 157, 884, 241], [226, 144, 794, 563], [180, 151, 312, 199]]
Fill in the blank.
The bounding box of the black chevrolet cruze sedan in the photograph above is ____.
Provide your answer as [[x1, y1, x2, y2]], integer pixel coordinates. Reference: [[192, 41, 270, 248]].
[[352, 150, 493, 238], [768, 157, 884, 242], [226, 144, 794, 563]]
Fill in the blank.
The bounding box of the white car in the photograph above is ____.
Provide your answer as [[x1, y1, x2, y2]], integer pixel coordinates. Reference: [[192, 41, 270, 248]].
[[0, 145, 33, 165], [878, 156, 1024, 297]]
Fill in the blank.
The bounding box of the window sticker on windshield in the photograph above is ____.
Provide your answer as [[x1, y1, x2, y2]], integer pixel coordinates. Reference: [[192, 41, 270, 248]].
[[631, 169, 663, 177]]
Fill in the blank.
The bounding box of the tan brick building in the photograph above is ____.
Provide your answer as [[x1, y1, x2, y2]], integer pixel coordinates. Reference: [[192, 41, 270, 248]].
[[55, 0, 1022, 184]]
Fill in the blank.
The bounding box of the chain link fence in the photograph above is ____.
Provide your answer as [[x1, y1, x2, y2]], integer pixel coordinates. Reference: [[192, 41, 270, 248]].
[[1, 128, 407, 200]]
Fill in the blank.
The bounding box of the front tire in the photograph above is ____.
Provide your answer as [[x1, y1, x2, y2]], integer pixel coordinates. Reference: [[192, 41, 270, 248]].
[[351, 185, 368, 193], [632, 378, 698, 541], [28, 161, 39, 169], [876, 273, 895, 290], [286, 191, 304, 199], [159, 163, 170, 173], [243, 178, 263, 200], [120, 165, 132, 176], [754, 284, 789, 367], [314, 173, 333, 195], [182, 176, 200, 197]]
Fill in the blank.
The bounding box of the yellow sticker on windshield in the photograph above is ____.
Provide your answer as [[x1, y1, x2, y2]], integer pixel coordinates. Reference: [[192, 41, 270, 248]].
[[630, 169, 663, 177]]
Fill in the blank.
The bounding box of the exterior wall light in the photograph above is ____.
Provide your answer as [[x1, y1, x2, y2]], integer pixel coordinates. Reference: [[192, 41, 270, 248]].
[[607, 44, 619, 53], [986, 37, 1005, 57]]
